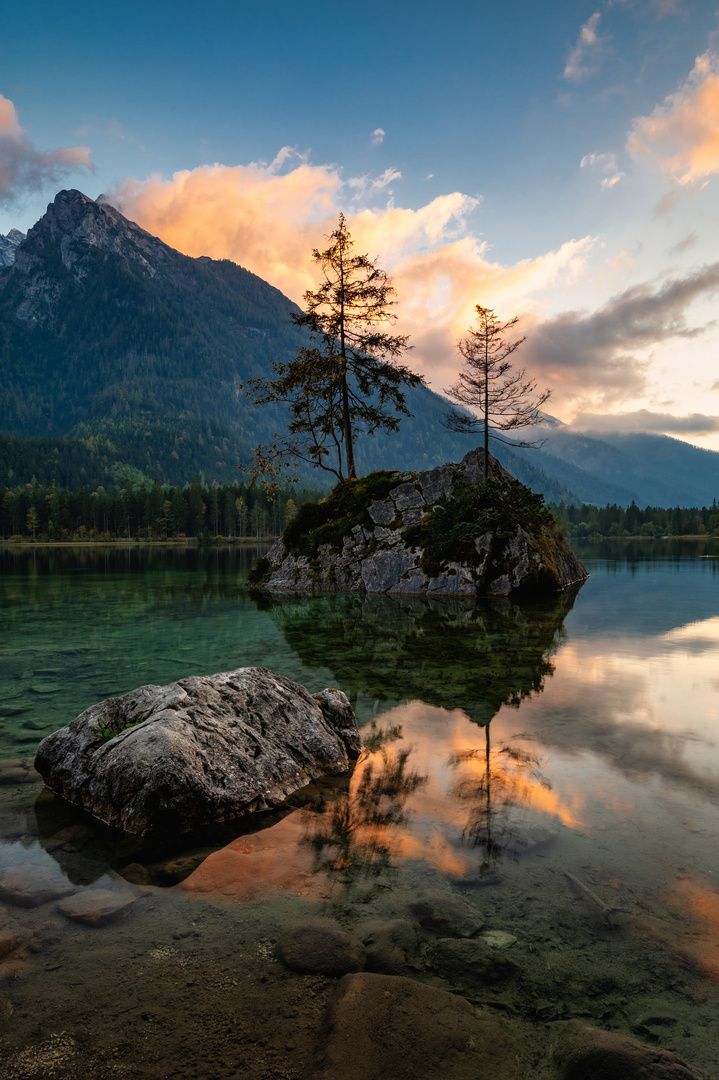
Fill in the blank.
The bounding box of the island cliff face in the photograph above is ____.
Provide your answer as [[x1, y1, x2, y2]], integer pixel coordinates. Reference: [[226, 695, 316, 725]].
[[252, 450, 588, 598]]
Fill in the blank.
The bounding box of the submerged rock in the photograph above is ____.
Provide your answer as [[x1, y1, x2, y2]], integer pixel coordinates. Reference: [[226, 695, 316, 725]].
[[318, 972, 524, 1080], [34, 667, 360, 835], [57, 887, 140, 927], [552, 1020, 705, 1080], [252, 449, 587, 598], [278, 918, 366, 977]]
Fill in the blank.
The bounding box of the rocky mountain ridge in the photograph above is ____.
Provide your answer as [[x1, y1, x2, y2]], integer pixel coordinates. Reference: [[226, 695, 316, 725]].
[[0, 228, 25, 269]]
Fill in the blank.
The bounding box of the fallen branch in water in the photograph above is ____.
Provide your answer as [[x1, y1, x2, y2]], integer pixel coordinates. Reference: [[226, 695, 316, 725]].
[[564, 870, 629, 924]]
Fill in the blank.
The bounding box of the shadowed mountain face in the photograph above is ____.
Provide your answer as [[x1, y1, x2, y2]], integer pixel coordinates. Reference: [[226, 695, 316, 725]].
[[256, 588, 581, 728], [511, 426, 719, 508]]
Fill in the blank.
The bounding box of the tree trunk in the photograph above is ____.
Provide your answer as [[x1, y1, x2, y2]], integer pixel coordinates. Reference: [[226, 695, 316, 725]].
[[483, 335, 489, 481], [338, 245, 356, 480]]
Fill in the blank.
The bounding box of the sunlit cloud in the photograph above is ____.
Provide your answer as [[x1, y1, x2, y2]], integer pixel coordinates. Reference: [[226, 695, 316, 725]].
[[570, 409, 719, 434], [0, 95, 93, 206], [564, 12, 604, 81], [107, 154, 594, 397], [371, 127, 385, 145], [628, 51, 719, 184]]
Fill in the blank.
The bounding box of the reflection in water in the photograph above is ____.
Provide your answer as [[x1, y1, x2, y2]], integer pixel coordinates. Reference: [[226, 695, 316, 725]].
[[301, 721, 427, 894], [261, 586, 581, 728], [449, 729, 548, 875]]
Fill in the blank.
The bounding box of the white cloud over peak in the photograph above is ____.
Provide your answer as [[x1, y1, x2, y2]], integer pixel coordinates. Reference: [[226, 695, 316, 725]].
[[0, 95, 93, 206], [570, 409, 719, 434]]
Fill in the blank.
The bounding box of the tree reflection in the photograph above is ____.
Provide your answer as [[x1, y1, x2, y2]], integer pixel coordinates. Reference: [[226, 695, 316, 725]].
[[301, 721, 427, 893], [259, 586, 581, 728], [449, 726, 549, 874]]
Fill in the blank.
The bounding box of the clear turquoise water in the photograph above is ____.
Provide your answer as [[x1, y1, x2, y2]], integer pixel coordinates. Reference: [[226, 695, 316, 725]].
[[1, 541, 719, 1079]]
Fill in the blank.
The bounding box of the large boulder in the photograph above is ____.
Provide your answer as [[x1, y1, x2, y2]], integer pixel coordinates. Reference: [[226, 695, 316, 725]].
[[34, 668, 360, 835], [252, 449, 587, 598]]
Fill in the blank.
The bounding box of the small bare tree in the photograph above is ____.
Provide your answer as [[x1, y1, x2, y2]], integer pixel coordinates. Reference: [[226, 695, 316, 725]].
[[444, 305, 551, 480]]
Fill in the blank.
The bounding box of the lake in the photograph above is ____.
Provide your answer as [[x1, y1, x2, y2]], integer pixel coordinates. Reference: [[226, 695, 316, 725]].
[[0, 541, 718, 1079]]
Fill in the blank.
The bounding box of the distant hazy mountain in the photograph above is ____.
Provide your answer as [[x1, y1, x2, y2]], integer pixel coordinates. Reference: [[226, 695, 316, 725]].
[[1, 190, 717, 508], [510, 426, 719, 507], [0, 228, 24, 268]]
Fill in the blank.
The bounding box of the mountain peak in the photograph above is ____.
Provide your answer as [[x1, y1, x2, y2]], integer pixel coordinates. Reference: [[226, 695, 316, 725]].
[[0, 227, 25, 269], [5, 190, 180, 325], [17, 189, 174, 274]]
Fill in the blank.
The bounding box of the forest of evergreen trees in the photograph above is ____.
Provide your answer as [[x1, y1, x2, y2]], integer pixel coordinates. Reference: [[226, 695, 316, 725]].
[[2, 475, 718, 542], [550, 498, 719, 537], [0, 478, 319, 542]]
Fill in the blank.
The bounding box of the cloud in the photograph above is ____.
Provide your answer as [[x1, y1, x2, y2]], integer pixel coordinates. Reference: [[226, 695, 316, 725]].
[[522, 263, 719, 409], [371, 128, 385, 145], [628, 51, 719, 184], [0, 95, 93, 206], [668, 231, 697, 254], [580, 151, 625, 188], [570, 409, 719, 434], [108, 153, 594, 399], [348, 167, 401, 198], [564, 12, 604, 81]]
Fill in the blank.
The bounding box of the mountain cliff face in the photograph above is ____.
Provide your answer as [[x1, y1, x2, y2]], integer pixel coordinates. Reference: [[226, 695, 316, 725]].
[[11, 191, 175, 325], [0, 228, 25, 269]]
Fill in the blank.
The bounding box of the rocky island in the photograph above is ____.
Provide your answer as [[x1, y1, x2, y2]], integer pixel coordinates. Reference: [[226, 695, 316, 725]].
[[251, 449, 588, 597]]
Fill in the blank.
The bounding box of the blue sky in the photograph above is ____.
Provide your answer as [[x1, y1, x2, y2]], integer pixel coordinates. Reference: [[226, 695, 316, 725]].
[[3, 0, 719, 448]]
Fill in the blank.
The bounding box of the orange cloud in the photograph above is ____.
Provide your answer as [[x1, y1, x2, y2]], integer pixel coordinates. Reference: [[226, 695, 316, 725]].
[[108, 157, 593, 398], [628, 51, 719, 184], [0, 95, 93, 205]]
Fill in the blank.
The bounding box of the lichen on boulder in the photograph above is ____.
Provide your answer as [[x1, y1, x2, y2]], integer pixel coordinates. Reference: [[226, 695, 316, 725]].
[[250, 449, 587, 598], [34, 668, 360, 835]]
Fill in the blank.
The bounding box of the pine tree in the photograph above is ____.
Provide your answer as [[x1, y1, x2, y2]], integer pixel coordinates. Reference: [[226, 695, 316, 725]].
[[245, 214, 422, 486], [444, 305, 550, 481]]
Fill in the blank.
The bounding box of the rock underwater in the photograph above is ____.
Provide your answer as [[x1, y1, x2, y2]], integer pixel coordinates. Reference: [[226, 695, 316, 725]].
[[34, 668, 360, 835], [251, 449, 588, 598]]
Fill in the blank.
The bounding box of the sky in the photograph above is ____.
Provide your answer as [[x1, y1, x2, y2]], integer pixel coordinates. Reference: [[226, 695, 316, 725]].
[[2, 0, 719, 449]]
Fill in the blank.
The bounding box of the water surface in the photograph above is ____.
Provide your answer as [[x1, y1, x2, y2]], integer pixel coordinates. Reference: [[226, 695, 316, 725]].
[[0, 542, 718, 1079]]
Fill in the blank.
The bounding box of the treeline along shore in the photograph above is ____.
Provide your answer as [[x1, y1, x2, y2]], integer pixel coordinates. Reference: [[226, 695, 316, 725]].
[[2, 476, 719, 542], [550, 498, 719, 538], [0, 478, 319, 542]]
